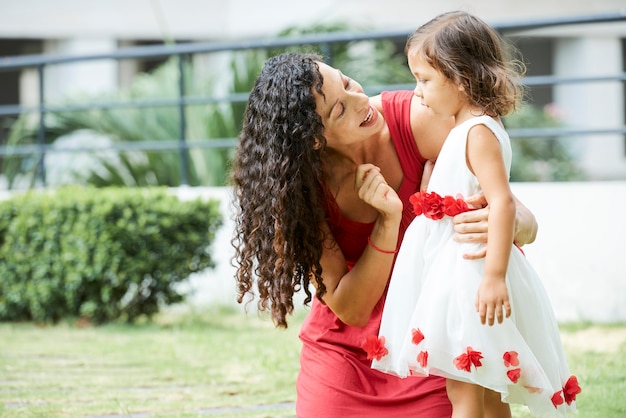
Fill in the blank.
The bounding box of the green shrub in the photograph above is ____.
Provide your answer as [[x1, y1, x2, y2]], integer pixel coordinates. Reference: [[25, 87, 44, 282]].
[[0, 187, 222, 324]]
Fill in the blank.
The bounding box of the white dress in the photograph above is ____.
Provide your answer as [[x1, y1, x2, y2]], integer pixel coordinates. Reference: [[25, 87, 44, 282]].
[[372, 116, 579, 417]]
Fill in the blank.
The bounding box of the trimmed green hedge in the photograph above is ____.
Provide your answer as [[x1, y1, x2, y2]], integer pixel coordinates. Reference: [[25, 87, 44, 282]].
[[0, 187, 223, 324]]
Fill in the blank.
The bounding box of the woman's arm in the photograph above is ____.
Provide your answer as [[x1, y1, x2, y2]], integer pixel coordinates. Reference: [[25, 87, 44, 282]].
[[313, 164, 403, 327], [511, 194, 538, 246], [451, 194, 537, 260]]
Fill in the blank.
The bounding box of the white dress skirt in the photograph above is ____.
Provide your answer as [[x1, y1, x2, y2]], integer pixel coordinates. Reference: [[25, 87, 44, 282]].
[[371, 116, 580, 417]]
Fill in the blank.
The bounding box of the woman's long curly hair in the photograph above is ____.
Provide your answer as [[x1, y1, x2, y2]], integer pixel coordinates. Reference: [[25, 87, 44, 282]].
[[406, 11, 526, 117], [231, 53, 329, 328]]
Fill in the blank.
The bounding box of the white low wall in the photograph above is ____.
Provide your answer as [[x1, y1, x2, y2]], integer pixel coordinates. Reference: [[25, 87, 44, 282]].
[[509, 182, 626, 323], [177, 183, 626, 324]]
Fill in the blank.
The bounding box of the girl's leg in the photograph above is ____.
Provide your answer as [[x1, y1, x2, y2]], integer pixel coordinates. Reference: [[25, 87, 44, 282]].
[[484, 388, 511, 418], [446, 379, 484, 418]]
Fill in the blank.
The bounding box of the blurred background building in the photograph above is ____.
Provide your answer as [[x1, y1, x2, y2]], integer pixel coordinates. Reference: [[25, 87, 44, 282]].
[[0, 0, 625, 179]]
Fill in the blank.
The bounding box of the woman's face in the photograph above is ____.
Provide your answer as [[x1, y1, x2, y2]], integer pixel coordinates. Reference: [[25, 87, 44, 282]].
[[314, 62, 383, 148]]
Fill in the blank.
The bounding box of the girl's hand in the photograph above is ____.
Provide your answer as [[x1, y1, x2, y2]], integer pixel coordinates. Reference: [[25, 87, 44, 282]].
[[475, 276, 511, 326], [355, 164, 403, 220]]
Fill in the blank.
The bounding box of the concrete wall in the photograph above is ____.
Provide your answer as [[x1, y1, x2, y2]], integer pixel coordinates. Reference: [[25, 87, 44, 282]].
[[176, 183, 626, 323]]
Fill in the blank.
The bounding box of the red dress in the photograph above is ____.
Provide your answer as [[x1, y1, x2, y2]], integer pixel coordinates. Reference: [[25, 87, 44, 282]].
[[296, 90, 452, 417]]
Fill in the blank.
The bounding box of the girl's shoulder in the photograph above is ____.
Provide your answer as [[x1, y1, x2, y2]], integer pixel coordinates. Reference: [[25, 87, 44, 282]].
[[411, 103, 454, 161]]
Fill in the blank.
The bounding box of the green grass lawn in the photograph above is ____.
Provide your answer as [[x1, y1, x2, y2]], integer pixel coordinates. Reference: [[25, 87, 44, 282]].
[[0, 306, 624, 417]]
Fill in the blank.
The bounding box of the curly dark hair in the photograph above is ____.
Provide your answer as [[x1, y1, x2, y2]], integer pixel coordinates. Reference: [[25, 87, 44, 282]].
[[406, 10, 526, 117], [231, 53, 331, 328]]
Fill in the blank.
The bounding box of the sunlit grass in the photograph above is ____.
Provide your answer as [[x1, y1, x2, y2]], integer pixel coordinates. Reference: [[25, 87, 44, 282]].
[[0, 306, 624, 417], [0, 305, 303, 417], [512, 322, 626, 418]]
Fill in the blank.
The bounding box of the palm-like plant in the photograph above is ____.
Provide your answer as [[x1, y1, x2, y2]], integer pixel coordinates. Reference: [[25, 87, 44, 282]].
[[2, 50, 268, 188]]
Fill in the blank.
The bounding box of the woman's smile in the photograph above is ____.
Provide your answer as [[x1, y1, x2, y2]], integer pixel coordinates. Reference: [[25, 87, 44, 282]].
[[360, 105, 379, 127]]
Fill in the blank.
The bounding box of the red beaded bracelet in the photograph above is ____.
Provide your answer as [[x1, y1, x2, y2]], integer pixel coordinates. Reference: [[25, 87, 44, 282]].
[[367, 236, 398, 254]]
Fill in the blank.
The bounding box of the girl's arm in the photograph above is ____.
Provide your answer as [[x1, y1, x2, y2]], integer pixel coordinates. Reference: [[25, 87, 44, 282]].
[[466, 124, 515, 326], [312, 164, 403, 327]]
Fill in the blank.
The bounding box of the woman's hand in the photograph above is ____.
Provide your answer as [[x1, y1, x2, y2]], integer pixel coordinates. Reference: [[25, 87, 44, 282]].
[[452, 193, 538, 259], [317, 164, 401, 327], [355, 164, 403, 221], [452, 193, 489, 259]]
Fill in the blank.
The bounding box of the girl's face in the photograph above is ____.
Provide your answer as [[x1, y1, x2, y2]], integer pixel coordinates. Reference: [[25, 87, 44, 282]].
[[314, 62, 383, 148], [408, 52, 465, 119]]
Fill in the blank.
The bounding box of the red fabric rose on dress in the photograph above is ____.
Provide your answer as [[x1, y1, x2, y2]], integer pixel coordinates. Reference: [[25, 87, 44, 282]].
[[507, 368, 521, 383], [421, 192, 445, 220], [411, 328, 425, 345], [362, 335, 388, 361], [411, 191, 471, 220], [409, 192, 425, 216], [453, 346, 484, 372], [417, 351, 428, 368], [503, 351, 520, 367], [563, 375, 582, 405], [442, 194, 470, 216]]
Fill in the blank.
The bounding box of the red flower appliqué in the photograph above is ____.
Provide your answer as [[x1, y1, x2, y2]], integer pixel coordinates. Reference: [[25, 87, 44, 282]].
[[507, 368, 521, 383], [417, 351, 428, 368], [503, 351, 520, 367], [362, 335, 388, 361], [442, 194, 470, 216], [409, 191, 471, 220], [411, 328, 425, 345], [453, 347, 484, 372], [563, 375, 582, 405], [551, 390, 564, 408], [410, 191, 443, 219], [409, 192, 425, 216]]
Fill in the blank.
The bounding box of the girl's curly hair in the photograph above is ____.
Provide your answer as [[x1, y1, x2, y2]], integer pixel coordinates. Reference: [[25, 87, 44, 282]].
[[406, 11, 526, 117], [231, 53, 330, 328]]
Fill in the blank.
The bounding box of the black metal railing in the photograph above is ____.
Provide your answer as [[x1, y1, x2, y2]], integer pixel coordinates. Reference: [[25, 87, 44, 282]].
[[0, 11, 625, 186]]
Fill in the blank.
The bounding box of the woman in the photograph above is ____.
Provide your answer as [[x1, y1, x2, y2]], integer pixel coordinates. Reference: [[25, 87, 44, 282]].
[[231, 52, 537, 417]]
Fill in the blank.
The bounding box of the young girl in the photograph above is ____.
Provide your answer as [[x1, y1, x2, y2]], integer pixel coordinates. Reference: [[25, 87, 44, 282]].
[[369, 11, 581, 418]]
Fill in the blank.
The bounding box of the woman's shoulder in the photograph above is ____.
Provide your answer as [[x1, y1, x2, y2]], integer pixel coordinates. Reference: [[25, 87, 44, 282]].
[[372, 90, 414, 115]]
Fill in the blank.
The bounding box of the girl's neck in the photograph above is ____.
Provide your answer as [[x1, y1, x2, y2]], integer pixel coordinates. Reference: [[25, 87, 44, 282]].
[[454, 105, 498, 126]]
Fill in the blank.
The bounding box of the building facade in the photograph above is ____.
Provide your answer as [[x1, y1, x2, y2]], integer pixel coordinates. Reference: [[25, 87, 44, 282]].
[[0, 0, 625, 179]]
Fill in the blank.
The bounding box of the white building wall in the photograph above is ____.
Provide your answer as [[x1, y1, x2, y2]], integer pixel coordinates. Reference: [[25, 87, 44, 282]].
[[2, 0, 625, 180], [42, 39, 118, 101], [554, 36, 626, 180]]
